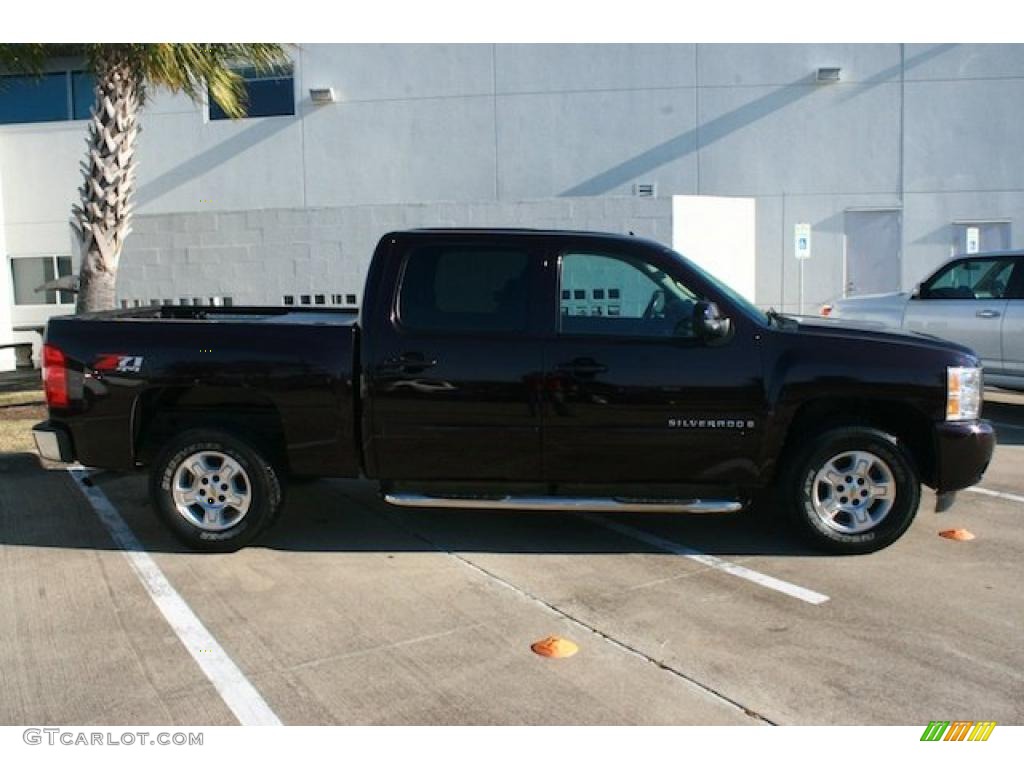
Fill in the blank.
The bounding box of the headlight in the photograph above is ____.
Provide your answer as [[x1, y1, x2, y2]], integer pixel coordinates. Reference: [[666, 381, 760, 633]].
[[946, 366, 982, 421]]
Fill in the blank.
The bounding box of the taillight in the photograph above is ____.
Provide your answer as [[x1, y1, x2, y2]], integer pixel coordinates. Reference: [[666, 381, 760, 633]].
[[43, 344, 69, 408]]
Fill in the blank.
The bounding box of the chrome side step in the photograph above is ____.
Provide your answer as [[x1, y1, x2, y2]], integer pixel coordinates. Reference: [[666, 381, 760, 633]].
[[383, 493, 743, 514]]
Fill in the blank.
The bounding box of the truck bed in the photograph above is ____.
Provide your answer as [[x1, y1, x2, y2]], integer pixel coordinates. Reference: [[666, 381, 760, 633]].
[[79, 305, 359, 325], [44, 305, 362, 477]]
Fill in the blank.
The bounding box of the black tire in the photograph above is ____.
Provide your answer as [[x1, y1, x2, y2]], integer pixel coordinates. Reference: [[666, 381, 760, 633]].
[[149, 429, 284, 552], [783, 426, 920, 554]]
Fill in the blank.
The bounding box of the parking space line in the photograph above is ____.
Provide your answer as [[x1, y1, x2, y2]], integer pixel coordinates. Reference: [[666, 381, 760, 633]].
[[967, 485, 1024, 505], [578, 514, 830, 606], [68, 469, 282, 726]]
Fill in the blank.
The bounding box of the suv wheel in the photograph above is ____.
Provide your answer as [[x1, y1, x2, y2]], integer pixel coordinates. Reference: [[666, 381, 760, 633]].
[[150, 429, 284, 552], [785, 426, 920, 554]]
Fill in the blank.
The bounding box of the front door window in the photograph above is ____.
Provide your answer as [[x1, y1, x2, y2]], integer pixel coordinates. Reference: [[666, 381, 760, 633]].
[[558, 252, 701, 338]]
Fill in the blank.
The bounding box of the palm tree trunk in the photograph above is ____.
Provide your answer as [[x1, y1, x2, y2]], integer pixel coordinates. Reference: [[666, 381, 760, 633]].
[[72, 50, 140, 313]]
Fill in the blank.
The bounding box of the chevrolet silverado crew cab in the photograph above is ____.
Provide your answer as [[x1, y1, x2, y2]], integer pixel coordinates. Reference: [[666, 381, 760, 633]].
[[33, 229, 995, 554]]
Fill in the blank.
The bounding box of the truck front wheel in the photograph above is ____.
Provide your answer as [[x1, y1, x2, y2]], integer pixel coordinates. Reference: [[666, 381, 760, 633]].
[[785, 426, 920, 554], [150, 429, 284, 552]]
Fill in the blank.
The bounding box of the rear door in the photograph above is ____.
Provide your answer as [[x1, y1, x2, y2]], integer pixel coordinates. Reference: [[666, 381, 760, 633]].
[[903, 255, 1016, 373], [541, 243, 766, 487], [364, 236, 545, 480]]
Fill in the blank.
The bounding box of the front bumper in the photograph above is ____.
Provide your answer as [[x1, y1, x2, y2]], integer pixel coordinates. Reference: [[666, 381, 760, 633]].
[[32, 421, 76, 463], [933, 419, 995, 493]]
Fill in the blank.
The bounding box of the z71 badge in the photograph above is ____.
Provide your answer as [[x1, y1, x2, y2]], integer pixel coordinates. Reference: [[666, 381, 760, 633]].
[[92, 354, 144, 374]]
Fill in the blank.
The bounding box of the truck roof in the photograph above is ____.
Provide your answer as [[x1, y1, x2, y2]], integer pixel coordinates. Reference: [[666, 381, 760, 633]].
[[397, 227, 660, 244]]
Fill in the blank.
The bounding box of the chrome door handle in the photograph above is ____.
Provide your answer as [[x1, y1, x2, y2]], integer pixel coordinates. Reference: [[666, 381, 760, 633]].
[[976, 309, 1001, 319]]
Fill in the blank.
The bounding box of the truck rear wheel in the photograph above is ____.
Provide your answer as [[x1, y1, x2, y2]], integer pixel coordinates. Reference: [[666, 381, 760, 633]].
[[150, 429, 283, 552], [784, 426, 920, 554]]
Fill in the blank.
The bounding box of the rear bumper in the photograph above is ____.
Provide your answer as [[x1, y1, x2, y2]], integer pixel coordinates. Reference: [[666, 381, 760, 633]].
[[933, 419, 995, 493], [32, 421, 76, 463]]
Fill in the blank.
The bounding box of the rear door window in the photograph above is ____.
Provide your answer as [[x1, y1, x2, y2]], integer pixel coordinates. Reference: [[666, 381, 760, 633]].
[[398, 245, 532, 333]]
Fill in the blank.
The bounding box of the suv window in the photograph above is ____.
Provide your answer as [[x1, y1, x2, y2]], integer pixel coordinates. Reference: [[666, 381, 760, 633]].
[[398, 245, 531, 333], [921, 257, 1018, 300], [559, 252, 700, 337]]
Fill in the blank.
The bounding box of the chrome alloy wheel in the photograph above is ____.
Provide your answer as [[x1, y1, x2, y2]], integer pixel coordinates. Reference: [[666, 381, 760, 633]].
[[171, 450, 252, 531], [810, 450, 896, 534]]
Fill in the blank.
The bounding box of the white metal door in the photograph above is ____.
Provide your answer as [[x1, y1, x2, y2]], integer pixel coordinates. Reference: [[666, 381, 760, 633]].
[[844, 211, 901, 297]]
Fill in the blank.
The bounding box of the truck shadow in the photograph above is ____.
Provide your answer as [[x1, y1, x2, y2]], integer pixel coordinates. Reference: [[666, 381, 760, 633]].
[[983, 400, 1024, 447], [0, 453, 830, 558]]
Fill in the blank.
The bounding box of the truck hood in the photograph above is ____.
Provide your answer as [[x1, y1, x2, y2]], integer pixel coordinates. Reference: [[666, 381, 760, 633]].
[[789, 315, 976, 358]]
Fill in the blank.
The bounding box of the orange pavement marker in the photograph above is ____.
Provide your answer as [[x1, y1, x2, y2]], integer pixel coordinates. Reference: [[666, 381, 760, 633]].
[[531, 635, 579, 658], [939, 528, 976, 541]]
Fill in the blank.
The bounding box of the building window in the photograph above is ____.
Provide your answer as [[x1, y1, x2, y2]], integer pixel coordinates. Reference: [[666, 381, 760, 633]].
[[0, 71, 95, 124], [283, 295, 295, 306], [9, 255, 73, 305], [346, 294, 357, 305], [208, 64, 295, 120], [314, 294, 326, 305]]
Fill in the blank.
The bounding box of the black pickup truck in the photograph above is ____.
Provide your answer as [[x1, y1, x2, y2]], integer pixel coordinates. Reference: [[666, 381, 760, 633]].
[[34, 229, 995, 553]]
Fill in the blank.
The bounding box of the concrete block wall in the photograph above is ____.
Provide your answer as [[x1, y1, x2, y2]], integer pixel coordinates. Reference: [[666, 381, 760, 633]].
[[116, 196, 673, 307]]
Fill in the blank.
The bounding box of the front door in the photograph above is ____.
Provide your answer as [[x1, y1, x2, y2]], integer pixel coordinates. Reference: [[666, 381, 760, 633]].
[[365, 239, 545, 480], [1000, 269, 1024, 379], [542, 247, 765, 487], [903, 255, 1018, 373], [844, 210, 902, 297]]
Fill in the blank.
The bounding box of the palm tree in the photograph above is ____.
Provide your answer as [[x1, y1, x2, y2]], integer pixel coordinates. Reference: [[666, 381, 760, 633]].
[[0, 44, 289, 312]]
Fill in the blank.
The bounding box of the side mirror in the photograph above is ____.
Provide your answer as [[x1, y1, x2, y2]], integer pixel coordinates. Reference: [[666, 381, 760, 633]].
[[911, 284, 922, 299], [693, 301, 732, 343]]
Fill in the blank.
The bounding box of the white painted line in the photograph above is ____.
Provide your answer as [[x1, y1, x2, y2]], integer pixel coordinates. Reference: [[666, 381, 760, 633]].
[[579, 514, 830, 606], [68, 469, 282, 726], [966, 485, 1024, 505]]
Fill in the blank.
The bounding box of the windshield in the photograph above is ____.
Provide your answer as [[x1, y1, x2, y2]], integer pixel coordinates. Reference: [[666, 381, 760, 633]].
[[663, 248, 770, 326]]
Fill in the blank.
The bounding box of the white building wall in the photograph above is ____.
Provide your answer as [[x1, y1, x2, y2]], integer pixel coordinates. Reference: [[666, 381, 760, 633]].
[[115, 197, 674, 306], [2, 43, 1024, 333], [0, 162, 16, 371], [671, 195, 756, 302]]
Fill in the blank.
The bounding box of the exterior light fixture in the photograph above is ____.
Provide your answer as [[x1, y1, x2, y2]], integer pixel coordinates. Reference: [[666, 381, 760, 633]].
[[309, 87, 336, 104], [816, 67, 841, 83]]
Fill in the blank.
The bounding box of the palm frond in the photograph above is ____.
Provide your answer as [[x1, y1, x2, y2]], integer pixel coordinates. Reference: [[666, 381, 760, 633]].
[[0, 43, 290, 117], [137, 43, 291, 118]]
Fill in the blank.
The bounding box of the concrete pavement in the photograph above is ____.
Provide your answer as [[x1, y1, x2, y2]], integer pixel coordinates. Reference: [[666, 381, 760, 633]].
[[1, 397, 1022, 724]]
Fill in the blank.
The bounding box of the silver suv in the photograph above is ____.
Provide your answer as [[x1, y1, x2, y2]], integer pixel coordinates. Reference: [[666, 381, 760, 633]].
[[823, 252, 1024, 390]]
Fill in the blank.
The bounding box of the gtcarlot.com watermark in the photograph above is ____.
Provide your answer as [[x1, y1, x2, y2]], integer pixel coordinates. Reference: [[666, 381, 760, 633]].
[[23, 728, 203, 746]]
